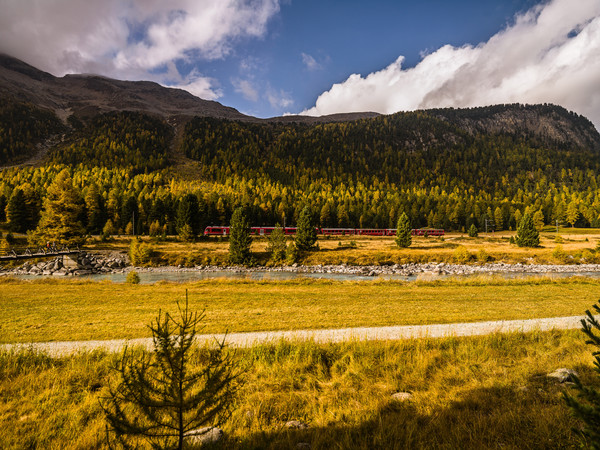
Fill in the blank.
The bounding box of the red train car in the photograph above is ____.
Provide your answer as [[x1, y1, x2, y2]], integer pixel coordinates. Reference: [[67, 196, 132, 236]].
[[204, 226, 297, 236], [204, 226, 444, 237]]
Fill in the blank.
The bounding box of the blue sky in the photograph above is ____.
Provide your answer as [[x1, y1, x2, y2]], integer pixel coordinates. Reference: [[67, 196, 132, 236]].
[[219, 0, 540, 117], [1, 0, 599, 127]]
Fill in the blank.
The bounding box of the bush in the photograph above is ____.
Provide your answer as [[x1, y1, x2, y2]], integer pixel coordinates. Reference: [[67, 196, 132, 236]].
[[476, 249, 490, 263], [5, 232, 14, 245], [129, 238, 154, 266], [126, 271, 140, 284], [453, 246, 471, 264], [552, 245, 567, 262], [286, 242, 299, 264]]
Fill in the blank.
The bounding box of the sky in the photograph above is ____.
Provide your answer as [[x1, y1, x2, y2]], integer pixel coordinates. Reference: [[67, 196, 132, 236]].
[[1, 0, 599, 128]]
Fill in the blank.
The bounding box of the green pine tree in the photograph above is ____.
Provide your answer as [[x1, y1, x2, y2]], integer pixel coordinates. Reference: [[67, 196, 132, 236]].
[[564, 301, 600, 448], [515, 213, 540, 247], [295, 206, 317, 251], [101, 296, 241, 449], [229, 206, 251, 265], [468, 224, 478, 237], [395, 212, 412, 248], [6, 189, 29, 233], [266, 223, 287, 263]]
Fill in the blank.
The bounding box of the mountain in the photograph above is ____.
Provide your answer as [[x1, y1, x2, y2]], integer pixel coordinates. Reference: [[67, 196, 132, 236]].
[[1, 54, 599, 178], [3, 56, 600, 232], [0, 54, 378, 124], [0, 54, 248, 120]]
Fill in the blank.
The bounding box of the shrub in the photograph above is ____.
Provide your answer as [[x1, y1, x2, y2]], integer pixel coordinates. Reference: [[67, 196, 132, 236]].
[[126, 271, 140, 284], [178, 223, 195, 242], [129, 238, 154, 266], [552, 245, 568, 263], [476, 249, 490, 263], [286, 242, 299, 264], [453, 246, 471, 264]]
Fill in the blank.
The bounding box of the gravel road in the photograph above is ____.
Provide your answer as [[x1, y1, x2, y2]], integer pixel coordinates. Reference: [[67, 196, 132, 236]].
[[1, 315, 587, 357]]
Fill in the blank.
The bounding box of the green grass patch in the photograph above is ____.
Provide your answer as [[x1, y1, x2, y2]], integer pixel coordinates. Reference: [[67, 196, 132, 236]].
[[0, 330, 592, 448], [1, 276, 599, 343]]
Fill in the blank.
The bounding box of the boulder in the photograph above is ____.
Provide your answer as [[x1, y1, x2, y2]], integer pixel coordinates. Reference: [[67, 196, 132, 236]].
[[185, 427, 223, 446], [391, 392, 413, 402], [285, 420, 309, 430], [547, 368, 579, 383]]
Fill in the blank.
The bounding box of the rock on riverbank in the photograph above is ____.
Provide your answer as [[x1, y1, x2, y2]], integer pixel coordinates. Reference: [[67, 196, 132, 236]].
[[0, 252, 127, 277], [4, 257, 600, 278]]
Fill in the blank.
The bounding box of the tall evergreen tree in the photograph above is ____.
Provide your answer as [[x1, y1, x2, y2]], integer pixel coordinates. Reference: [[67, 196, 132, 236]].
[[29, 169, 86, 245], [295, 206, 317, 251], [0, 193, 7, 222], [395, 212, 412, 248], [6, 189, 28, 233], [515, 213, 540, 247], [85, 183, 107, 234], [176, 193, 200, 237], [229, 206, 251, 264]]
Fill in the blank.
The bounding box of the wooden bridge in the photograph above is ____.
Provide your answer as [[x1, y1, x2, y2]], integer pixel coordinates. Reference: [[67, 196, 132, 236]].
[[0, 246, 81, 262]]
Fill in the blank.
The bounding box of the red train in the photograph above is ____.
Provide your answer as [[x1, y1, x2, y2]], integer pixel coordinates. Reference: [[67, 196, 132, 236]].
[[203, 226, 444, 237]]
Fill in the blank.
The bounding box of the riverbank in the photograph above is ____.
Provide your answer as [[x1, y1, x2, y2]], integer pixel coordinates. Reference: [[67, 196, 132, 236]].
[[4, 249, 600, 279]]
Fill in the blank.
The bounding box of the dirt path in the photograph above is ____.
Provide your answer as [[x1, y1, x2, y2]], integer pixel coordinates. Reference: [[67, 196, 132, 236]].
[[1, 315, 587, 357]]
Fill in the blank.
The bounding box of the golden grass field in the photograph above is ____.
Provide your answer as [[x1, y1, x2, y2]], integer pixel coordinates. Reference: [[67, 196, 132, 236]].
[[2, 228, 600, 447], [0, 330, 593, 448], [1, 276, 599, 344]]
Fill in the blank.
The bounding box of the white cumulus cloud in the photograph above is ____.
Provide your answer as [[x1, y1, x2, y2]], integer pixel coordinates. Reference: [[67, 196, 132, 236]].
[[301, 0, 600, 128], [0, 0, 280, 100]]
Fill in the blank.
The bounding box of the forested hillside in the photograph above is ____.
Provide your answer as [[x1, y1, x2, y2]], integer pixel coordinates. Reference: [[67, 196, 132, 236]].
[[0, 98, 64, 165], [1, 92, 599, 238], [49, 111, 172, 172]]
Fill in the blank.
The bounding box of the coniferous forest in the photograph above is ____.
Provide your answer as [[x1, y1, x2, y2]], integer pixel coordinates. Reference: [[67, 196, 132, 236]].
[[1, 99, 600, 237]]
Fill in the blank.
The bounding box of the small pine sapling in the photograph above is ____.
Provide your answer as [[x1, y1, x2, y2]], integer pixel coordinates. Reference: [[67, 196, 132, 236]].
[[101, 294, 242, 449]]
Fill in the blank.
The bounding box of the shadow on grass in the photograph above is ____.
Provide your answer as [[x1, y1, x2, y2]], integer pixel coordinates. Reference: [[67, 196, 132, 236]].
[[220, 383, 585, 450]]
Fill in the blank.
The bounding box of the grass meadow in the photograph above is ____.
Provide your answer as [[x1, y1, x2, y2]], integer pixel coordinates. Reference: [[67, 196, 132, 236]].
[[1, 276, 600, 343], [0, 330, 594, 449]]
